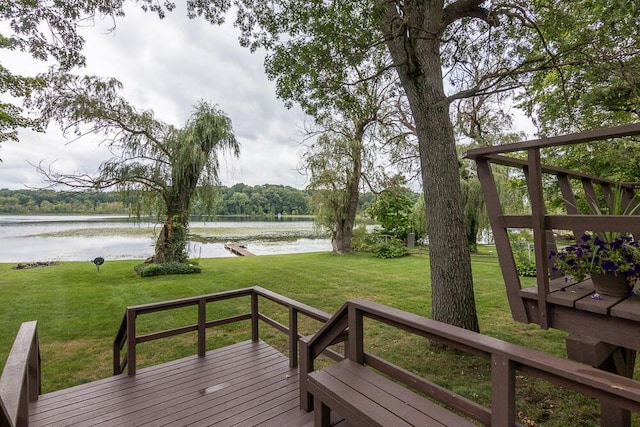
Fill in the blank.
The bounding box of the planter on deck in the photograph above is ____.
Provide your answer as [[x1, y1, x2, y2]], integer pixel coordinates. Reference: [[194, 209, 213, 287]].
[[591, 272, 635, 297]]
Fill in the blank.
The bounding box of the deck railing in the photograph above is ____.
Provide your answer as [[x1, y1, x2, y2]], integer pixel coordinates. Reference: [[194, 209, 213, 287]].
[[465, 123, 640, 329], [113, 286, 335, 375], [0, 321, 41, 427], [300, 299, 640, 425]]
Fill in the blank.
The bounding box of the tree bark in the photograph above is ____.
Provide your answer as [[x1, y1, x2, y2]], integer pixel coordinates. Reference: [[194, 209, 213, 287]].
[[378, 0, 479, 331], [154, 193, 190, 263], [332, 125, 364, 254]]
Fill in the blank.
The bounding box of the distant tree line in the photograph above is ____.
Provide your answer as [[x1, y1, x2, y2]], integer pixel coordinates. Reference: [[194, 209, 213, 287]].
[[0, 188, 124, 214], [212, 183, 311, 216], [0, 185, 381, 216]]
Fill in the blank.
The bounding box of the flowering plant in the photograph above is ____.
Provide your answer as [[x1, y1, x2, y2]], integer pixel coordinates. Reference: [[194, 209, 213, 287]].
[[551, 234, 640, 282]]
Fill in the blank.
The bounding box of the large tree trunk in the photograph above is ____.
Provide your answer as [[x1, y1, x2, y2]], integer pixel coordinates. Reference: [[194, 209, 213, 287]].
[[379, 1, 479, 331], [332, 125, 364, 254], [154, 195, 190, 263]]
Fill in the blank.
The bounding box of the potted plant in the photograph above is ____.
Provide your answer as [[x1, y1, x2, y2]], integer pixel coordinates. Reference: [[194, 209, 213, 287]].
[[551, 233, 640, 297]]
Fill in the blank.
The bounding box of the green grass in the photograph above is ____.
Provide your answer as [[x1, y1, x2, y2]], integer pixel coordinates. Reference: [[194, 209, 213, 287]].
[[0, 251, 630, 425]]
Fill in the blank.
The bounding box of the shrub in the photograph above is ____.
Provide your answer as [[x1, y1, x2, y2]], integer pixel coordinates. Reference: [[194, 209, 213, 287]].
[[516, 261, 537, 277], [374, 238, 408, 259], [134, 262, 202, 277], [352, 224, 376, 252]]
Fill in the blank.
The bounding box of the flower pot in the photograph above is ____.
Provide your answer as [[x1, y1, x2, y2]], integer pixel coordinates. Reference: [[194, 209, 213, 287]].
[[590, 273, 634, 297]]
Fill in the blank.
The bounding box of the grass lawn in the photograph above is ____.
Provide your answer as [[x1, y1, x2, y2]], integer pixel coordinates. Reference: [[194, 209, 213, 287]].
[[0, 250, 633, 426]]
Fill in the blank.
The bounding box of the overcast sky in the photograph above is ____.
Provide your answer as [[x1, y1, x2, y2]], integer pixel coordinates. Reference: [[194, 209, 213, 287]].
[[0, 4, 312, 190]]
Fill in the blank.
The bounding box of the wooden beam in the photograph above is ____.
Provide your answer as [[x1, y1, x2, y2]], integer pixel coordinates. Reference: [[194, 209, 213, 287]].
[[527, 148, 550, 329], [465, 122, 640, 158]]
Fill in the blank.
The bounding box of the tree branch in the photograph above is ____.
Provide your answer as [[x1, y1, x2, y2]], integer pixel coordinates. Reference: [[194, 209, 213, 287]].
[[443, 0, 497, 28]]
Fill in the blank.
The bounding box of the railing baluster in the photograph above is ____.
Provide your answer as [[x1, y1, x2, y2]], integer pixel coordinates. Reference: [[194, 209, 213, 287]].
[[198, 299, 206, 357], [126, 309, 136, 375], [251, 292, 259, 342], [289, 307, 298, 368]]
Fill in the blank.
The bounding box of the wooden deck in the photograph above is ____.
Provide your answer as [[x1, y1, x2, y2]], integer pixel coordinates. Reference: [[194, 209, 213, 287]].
[[224, 242, 255, 256], [28, 340, 318, 426]]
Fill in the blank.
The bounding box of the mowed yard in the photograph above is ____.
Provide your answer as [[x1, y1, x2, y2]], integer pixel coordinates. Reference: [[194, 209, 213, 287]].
[[0, 250, 634, 426]]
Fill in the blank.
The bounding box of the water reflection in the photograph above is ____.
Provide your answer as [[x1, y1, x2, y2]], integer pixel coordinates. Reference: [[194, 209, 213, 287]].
[[0, 215, 331, 262]]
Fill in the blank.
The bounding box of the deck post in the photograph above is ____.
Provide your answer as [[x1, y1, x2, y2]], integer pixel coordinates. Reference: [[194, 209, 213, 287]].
[[347, 304, 363, 363], [289, 307, 298, 368], [313, 397, 331, 427], [299, 338, 314, 411], [126, 309, 136, 375], [198, 299, 206, 357], [527, 147, 550, 329], [251, 292, 259, 342], [491, 353, 515, 426]]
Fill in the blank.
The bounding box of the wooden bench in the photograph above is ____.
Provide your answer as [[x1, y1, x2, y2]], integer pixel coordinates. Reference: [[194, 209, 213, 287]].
[[307, 359, 475, 427]]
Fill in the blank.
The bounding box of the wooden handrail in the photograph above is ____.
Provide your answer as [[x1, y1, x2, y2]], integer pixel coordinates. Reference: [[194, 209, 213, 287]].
[[0, 321, 41, 427], [300, 299, 640, 425], [465, 122, 640, 158], [113, 286, 332, 375]]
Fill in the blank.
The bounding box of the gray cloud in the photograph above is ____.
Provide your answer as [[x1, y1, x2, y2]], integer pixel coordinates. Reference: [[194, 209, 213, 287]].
[[0, 4, 311, 190]]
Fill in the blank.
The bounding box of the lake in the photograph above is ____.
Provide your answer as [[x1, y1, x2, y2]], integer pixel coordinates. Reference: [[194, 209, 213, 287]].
[[0, 215, 332, 263]]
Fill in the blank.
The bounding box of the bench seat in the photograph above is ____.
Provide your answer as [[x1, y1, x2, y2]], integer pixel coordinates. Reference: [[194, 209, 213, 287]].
[[307, 359, 475, 427]]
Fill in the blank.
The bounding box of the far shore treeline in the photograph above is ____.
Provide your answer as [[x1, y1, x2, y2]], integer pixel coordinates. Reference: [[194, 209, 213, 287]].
[[0, 184, 380, 216]]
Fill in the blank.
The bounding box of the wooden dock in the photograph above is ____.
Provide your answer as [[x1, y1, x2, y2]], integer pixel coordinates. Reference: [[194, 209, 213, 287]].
[[224, 242, 255, 256]]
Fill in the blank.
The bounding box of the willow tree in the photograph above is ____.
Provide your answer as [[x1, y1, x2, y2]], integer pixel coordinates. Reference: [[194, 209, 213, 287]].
[[32, 74, 239, 263]]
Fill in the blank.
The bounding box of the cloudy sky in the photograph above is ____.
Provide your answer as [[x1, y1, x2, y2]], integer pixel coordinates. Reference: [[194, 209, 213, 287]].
[[0, 4, 312, 190]]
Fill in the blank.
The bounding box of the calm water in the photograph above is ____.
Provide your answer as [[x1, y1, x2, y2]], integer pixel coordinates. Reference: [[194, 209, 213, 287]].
[[0, 215, 331, 263]]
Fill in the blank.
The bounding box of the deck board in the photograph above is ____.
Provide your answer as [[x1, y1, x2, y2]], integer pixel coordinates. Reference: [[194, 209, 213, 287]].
[[29, 340, 315, 426]]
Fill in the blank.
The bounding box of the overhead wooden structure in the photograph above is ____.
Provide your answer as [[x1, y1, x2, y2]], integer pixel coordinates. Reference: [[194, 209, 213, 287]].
[[466, 122, 640, 426]]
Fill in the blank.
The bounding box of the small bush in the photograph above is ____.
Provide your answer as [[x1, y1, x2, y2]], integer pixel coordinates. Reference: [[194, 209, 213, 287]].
[[374, 238, 408, 259], [517, 262, 537, 277], [134, 262, 202, 277], [352, 224, 376, 252]]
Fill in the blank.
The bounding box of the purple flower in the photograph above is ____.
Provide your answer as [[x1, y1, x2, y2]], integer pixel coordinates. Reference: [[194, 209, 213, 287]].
[[601, 260, 617, 271]]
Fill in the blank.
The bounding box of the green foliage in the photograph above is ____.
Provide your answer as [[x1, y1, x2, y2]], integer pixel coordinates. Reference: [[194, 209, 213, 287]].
[[520, 1, 640, 135], [0, 185, 311, 216], [372, 237, 408, 259], [411, 197, 427, 243], [366, 179, 416, 240], [516, 262, 537, 277], [134, 262, 201, 277], [510, 230, 537, 277], [350, 224, 372, 252], [213, 183, 311, 216]]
